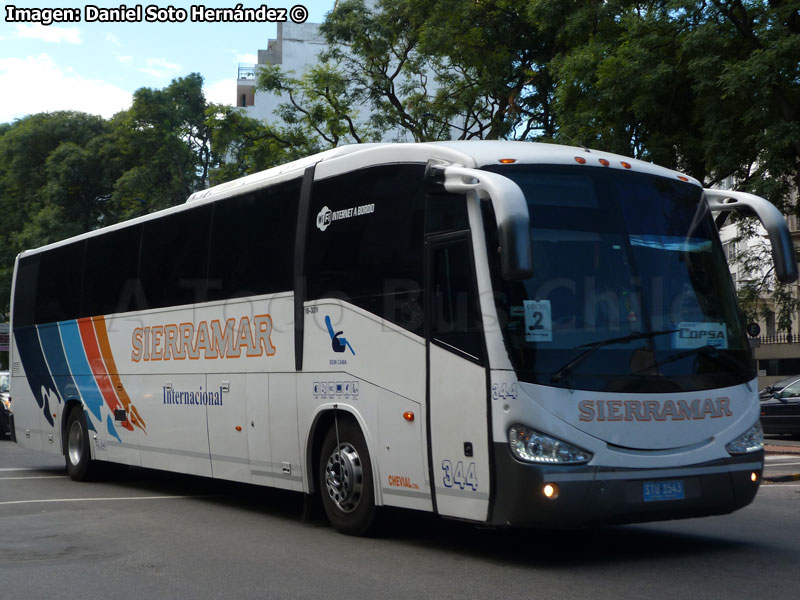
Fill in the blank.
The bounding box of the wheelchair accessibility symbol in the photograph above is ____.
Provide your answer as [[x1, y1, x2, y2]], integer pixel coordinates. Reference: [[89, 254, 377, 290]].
[[325, 315, 356, 355]]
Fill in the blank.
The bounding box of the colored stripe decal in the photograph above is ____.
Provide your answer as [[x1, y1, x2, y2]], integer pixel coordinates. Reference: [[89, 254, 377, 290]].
[[13, 325, 57, 426], [16, 317, 143, 443], [37, 322, 80, 405], [58, 320, 105, 421], [93, 316, 146, 432], [77, 317, 129, 431]]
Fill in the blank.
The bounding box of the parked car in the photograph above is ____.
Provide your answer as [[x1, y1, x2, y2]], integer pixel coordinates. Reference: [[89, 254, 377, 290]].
[[0, 371, 13, 440], [760, 376, 800, 436], [758, 375, 800, 400]]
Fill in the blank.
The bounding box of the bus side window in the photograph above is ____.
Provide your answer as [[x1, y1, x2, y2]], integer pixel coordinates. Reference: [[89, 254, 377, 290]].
[[13, 255, 39, 328], [83, 224, 143, 317], [306, 164, 426, 334], [207, 178, 300, 301], [139, 204, 212, 310], [425, 192, 469, 234], [429, 238, 484, 362], [36, 241, 85, 324]]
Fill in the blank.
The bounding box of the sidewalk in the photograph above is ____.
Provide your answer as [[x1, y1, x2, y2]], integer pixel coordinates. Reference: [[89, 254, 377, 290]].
[[764, 444, 800, 455]]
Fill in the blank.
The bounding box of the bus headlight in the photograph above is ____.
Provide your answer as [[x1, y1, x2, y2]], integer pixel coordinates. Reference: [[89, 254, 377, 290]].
[[508, 425, 592, 465], [725, 421, 764, 455]]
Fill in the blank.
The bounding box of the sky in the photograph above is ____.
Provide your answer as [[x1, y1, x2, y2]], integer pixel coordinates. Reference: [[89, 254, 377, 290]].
[[0, 0, 338, 124]]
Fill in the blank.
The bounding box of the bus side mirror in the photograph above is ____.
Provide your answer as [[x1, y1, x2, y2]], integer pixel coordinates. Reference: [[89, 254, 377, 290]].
[[426, 163, 533, 280], [705, 188, 798, 284]]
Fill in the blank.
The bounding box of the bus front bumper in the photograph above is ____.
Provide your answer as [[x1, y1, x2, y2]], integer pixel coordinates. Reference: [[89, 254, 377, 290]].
[[489, 443, 764, 528]]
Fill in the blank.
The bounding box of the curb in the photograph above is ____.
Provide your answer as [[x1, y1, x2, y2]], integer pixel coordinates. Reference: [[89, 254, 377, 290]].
[[763, 473, 800, 483], [764, 445, 800, 456], [763, 444, 800, 482]]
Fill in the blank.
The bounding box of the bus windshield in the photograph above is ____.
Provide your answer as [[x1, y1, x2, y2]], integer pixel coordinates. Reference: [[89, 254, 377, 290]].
[[482, 164, 754, 393]]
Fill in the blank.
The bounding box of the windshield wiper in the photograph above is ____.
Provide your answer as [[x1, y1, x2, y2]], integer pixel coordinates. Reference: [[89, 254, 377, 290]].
[[632, 343, 750, 375], [551, 329, 678, 385]]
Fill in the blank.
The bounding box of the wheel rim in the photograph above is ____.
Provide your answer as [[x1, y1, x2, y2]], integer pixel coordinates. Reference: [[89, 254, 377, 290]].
[[324, 442, 363, 514], [67, 419, 84, 467]]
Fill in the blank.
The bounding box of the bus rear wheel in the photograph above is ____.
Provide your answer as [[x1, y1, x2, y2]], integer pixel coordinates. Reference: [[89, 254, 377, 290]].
[[318, 419, 377, 536], [65, 407, 99, 481]]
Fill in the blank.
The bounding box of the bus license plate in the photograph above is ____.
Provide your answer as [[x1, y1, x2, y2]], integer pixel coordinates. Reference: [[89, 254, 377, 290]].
[[642, 480, 684, 502]]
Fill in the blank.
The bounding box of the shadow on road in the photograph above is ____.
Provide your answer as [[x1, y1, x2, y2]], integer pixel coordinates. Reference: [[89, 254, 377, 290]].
[[37, 461, 757, 569]]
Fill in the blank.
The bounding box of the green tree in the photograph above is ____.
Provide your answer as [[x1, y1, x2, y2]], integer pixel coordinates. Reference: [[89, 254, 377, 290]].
[[550, 0, 800, 332], [109, 73, 215, 217], [0, 74, 223, 314], [0, 111, 110, 315], [319, 0, 564, 141]]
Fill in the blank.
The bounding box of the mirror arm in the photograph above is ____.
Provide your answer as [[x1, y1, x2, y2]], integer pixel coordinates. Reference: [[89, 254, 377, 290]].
[[440, 165, 533, 280], [704, 188, 798, 284]]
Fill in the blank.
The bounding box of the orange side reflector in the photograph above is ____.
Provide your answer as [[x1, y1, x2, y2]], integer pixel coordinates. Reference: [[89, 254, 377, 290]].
[[499, 158, 517, 164], [678, 175, 689, 182], [599, 158, 610, 166], [621, 161, 632, 169], [235, 426, 242, 432], [403, 411, 415, 422], [574, 156, 587, 164]]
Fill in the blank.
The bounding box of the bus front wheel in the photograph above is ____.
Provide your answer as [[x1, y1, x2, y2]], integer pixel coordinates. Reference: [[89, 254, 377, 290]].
[[318, 419, 377, 536]]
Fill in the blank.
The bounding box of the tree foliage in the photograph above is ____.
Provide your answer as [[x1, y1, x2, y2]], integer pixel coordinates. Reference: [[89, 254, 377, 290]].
[[1, 1, 799, 329], [0, 74, 219, 316]]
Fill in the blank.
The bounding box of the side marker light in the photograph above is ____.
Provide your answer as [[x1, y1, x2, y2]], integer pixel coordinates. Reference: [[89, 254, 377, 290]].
[[574, 156, 587, 164], [403, 411, 415, 422]]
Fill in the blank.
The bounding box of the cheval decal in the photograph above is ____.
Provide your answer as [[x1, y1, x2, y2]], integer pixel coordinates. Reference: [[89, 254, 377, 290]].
[[131, 314, 275, 362], [578, 397, 733, 422]]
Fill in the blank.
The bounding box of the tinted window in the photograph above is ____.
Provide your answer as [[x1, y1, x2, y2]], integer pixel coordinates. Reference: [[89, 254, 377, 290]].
[[430, 237, 484, 360], [139, 205, 212, 309], [306, 164, 425, 333], [36, 241, 85, 324], [12, 254, 39, 328], [426, 192, 469, 233], [83, 224, 143, 316], [208, 179, 300, 300]]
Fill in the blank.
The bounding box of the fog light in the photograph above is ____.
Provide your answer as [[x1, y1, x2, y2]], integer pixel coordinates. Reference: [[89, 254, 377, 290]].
[[543, 483, 559, 499], [751, 472, 759, 483]]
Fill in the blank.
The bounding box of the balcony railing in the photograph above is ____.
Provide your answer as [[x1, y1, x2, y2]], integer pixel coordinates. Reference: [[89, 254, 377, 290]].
[[238, 65, 256, 80], [757, 333, 800, 344]]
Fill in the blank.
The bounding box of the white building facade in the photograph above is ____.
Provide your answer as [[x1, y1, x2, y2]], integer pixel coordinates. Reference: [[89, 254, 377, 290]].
[[236, 21, 329, 121]]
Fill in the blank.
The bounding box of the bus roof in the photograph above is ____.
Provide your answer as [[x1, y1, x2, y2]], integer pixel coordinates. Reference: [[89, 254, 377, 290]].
[[188, 140, 700, 204], [19, 141, 700, 257]]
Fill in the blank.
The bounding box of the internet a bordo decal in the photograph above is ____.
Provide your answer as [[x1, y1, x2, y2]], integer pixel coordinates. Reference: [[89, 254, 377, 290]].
[[15, 315, 147, 440]]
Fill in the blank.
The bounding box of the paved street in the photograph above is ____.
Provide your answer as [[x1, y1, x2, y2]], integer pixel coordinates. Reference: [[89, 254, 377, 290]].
[[1, 438, 799, 600]]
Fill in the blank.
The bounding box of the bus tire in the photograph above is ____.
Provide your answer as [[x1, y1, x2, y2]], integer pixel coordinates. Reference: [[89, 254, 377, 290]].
[[65, 407, 99, 481], [318, 419, 377, 536]]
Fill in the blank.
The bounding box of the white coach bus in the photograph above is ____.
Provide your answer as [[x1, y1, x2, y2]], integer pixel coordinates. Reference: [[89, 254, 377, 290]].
[[10, 142, 796, 535]]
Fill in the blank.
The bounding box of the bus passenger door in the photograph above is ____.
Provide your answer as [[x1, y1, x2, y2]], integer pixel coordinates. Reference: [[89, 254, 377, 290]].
[[426, 234, 491, 522]]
